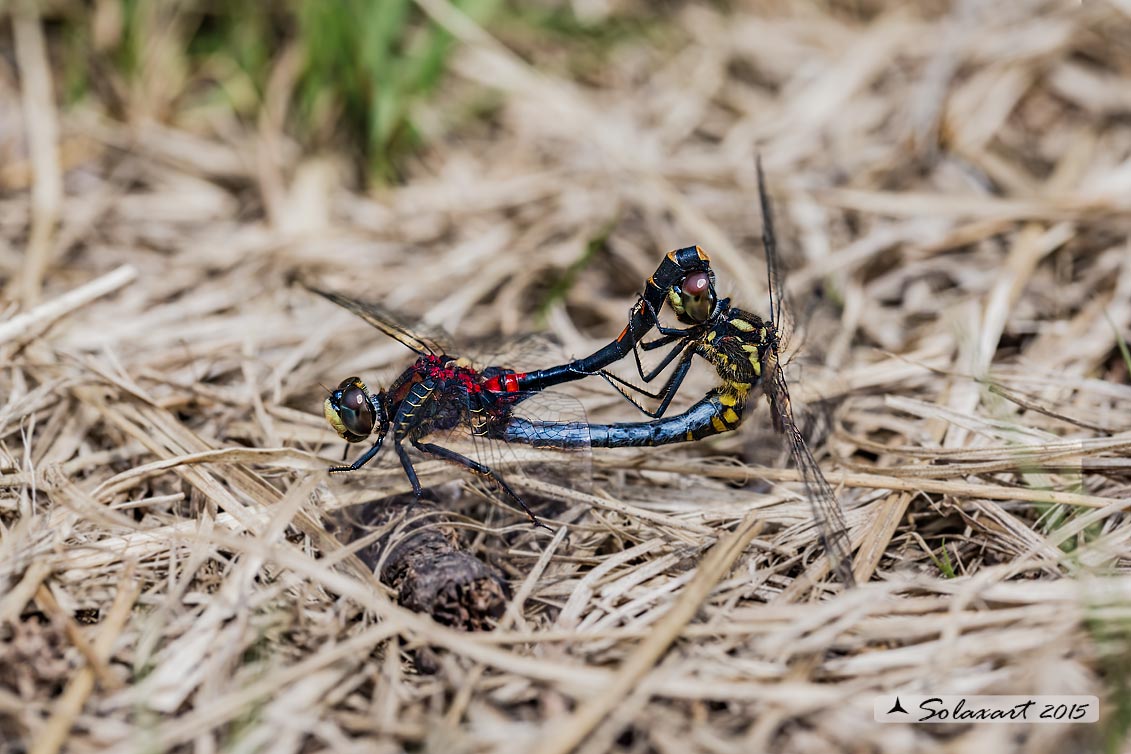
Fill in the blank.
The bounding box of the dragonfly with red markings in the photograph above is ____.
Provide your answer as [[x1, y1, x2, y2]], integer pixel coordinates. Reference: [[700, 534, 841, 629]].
[[304, 246, 717, 529]]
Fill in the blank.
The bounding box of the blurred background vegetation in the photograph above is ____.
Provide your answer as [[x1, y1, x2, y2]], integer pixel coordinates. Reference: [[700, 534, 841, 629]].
[[36, 0, 676, 183]]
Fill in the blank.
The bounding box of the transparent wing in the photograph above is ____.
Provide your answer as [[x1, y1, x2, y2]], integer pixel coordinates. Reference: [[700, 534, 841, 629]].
[[756, 157, 786, 334], [392, 386, 591, 532], [755, 158, 852, 584], [479, 387, 593, 500], [756, 157, 803, 360], [765, 359, 856, 587], [474, 332, 567, 377], [303, 281, 448, 357]]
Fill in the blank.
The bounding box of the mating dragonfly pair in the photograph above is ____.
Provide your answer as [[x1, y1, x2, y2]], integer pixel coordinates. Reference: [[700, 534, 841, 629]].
[[308, 163, 856, 587]]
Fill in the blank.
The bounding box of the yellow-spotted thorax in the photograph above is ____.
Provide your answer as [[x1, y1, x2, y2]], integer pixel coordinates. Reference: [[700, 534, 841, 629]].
[[695, 305, 772, 408]]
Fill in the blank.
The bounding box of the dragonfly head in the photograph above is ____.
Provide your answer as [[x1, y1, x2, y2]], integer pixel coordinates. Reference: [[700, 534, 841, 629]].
[[324, 377, 387, 443], [668, 269, 718, 325]]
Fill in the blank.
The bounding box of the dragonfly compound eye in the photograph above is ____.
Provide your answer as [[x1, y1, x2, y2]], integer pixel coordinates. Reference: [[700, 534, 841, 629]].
[[325, 378, 376, 442], [678, 271, 716, 323]]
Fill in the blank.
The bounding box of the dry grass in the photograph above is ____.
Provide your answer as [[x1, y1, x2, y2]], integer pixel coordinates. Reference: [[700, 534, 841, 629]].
[[3, 1, 1131, 752]]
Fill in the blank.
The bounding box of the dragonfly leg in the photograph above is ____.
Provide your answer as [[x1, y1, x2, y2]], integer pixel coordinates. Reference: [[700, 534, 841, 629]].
[[639, 332, 685, 352], [611, 297, 699, 382], [599, 345, 698, 419], [329, 433, 387, 473], [393, 437, 426, 497], [635, 296, 701, 339], [634, 337, 692, 382], [410, 439, 552, 532]]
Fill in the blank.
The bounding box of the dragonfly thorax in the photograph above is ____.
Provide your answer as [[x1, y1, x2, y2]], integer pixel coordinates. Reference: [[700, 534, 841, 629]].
[[695, 304, 770, 394], [410, 355, 485, 395]]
